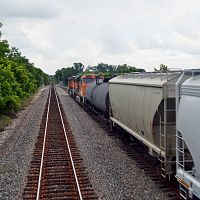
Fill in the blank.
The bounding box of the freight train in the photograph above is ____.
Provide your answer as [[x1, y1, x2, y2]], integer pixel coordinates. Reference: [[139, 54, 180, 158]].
[[67, 70, 200, 200]]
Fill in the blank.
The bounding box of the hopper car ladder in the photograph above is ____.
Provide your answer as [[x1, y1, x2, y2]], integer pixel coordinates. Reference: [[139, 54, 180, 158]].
[[176, 132, 188, 199], [176, 131, 194, 199], [159, 97, 176, 179]]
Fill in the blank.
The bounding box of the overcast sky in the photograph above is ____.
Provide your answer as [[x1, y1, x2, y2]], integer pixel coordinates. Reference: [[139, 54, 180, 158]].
[[1, 0, 200, 75]]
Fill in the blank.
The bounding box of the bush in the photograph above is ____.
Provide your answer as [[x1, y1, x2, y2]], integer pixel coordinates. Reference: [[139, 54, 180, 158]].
[[0, 115, 11, 132]]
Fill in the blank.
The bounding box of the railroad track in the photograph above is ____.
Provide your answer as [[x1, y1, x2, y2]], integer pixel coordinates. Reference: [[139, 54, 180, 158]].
[[23, 86, 97, 200]]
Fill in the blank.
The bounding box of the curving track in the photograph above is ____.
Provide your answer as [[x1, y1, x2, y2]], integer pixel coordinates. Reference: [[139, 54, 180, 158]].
[[23, 86, 97, 200]]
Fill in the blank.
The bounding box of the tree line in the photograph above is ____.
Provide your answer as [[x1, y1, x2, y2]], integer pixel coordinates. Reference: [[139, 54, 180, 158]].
[[0, 23, 49, 116], [55, 63, 145, 85]]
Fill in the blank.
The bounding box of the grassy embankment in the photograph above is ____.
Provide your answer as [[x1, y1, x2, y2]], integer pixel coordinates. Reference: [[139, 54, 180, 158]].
[[0, 88, 41, 132]]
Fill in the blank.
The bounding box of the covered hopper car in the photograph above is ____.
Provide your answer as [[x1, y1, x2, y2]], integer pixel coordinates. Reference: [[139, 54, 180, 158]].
[[109, 72, 181, 178], [176, 70, 200, 199]]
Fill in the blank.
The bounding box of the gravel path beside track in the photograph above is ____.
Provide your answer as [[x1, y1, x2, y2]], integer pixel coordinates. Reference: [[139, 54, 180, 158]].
[[0, 86, 49, 200], [56, 86, 171, 200]]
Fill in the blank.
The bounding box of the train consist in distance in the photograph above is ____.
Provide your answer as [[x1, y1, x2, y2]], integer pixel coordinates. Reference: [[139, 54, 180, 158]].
[[67, 69, 200, 200]]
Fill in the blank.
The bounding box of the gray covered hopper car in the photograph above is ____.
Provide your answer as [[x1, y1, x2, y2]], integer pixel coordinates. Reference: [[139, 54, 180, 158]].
[[109, 72, 183, 178]]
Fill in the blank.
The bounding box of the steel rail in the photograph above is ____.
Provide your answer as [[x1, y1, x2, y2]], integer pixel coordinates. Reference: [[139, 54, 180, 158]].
[[54, 87, 83, 200], [36, 86, 52, 200]]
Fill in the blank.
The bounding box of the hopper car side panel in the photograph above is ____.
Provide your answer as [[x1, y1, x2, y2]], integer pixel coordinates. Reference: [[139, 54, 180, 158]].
[[109, 83, 163, 155]]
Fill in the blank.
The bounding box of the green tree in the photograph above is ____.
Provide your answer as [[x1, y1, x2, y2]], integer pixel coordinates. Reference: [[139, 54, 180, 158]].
[[55, 63, 84, 85], [56, 62, 145, 84], [73, 63, 84, 73], [0, 23, 49, 116], [159, 64, 168, 72], [0, 64, 21, 114], [154, 64, 168, 72]]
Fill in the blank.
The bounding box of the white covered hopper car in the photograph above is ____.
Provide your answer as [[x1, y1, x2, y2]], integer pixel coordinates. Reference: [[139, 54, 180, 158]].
[[176, 70, 200, 199]]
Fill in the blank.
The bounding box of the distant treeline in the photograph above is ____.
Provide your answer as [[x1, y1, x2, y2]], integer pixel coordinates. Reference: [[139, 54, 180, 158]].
[[0, 23, 49, 116], [55, 63, 145, 85]]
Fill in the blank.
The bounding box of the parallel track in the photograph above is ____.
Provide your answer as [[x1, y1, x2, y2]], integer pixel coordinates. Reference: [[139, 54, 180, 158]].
[[23, 86, 97, 200]]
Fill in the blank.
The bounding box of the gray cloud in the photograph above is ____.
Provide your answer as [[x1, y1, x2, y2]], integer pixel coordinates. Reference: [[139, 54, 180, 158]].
[[140, 34, 200, 57], [167, 52, 178, 57], [0, 0, 61, 19], [172, 10, 200, 40], [99, 28, 132, 55], [100, 37, 131, 54]]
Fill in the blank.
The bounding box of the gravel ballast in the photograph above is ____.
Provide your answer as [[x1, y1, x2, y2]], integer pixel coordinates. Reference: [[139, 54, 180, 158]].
[[0, 86, 49, 200], [56, 86, 171, 200]]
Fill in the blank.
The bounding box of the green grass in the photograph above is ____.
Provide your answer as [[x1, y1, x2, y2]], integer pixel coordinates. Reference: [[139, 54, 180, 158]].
[[0, 115, 11, 132], [20, 89, 40, 110], [20, 96, 34, 110], [0, 89, 40, 132]]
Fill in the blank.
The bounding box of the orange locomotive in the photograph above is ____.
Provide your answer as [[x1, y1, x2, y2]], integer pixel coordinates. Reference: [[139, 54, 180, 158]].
[[68, 74, 103, 105], [67, 76, 77, 97]]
